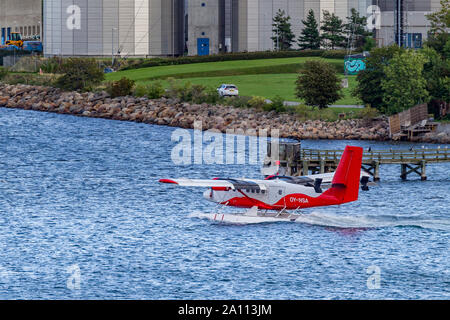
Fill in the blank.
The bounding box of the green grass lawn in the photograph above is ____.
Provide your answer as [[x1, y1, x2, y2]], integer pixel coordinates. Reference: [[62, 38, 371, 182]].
[[106, 57, 342, 82], [145, 74, 361, 106], [106, 56, 362, 105]]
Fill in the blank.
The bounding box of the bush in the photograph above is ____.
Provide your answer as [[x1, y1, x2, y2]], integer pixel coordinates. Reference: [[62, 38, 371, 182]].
[[40, 57, 65, 74], [0, 67, 8, 81], [55, 58, 104, 91], [228, 96, 252, 108], [164, 79, 223, 105], [193, 86, 222, 104], [134, 82, 165, 99], [358, 106, 379, 119], [321, 50, 349, 59], [264, 96, 287, 113], [1, 73, 58, 86], [288, 104, 339, 121], [106, 77, 135, 98], [247, 96, 267, 109]]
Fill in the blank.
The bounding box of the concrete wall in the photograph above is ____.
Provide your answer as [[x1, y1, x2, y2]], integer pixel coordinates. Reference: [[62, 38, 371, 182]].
[[374, 0, 436, 47], [149, 0, 184, 56], [43, 0, 184, 57], [187, 0, 221, 55], [220, 0, 440, 53], [0, 0, 42, 44], [232, 0, 307, 52], [44, 0, 142, 56], [2, 0, 445, 56]]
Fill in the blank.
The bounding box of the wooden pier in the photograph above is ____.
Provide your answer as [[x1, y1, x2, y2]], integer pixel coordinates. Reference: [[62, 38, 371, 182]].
[[264, 142, 450, 181]]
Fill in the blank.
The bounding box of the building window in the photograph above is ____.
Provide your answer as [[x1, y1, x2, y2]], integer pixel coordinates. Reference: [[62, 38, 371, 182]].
[[32, 26, 36, 36]]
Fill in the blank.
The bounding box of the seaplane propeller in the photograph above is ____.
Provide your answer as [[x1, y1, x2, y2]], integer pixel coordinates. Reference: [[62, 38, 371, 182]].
[[360, 176, 370, 191], [314, 178, 323, 194]]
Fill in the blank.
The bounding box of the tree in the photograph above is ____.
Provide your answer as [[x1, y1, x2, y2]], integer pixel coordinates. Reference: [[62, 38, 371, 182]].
[[320, 10, 346, 50], [422, 46, 450, 108], [271, 9, 296, 51], [345, 8, 372, 50], [381, 50, 429, 115], [425, 0, 450, 58], [426, 0, 450, 34], [363, 36, 376, 52], [56, 58, 105, 91], [295, 60, 343, 109], [353, 45, 404, 111], [298, 9, 321, 50]]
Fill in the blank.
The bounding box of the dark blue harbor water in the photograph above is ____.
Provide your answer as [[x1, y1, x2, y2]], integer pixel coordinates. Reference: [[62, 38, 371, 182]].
[[0, 108, 449, 299]]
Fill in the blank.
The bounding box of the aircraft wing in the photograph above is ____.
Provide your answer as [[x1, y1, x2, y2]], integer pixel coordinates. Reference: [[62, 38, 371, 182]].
[[304, 170, 371, 184], [159, 178, 267, 191], [304, 172, 335, 184]]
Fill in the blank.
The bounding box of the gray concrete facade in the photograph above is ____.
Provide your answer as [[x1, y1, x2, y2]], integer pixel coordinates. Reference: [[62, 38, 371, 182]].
[[229, 0, 374, 53], [0, 0, 446, 56], [374, 0, 442, 47], [186, 0, 443, 54], [187, 0, 222, 55], [42, 0, 184, 57]]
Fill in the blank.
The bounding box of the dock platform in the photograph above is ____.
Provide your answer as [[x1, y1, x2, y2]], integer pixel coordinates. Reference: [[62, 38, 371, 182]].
[[264, 142, 450, 181]]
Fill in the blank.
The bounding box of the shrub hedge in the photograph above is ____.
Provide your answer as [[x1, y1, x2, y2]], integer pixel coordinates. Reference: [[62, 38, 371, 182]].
[[106, 77, 135, 98], [120, 50, 328, 71]]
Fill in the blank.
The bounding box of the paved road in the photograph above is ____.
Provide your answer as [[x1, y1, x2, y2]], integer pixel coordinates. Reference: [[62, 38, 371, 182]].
[[265, 99, 364, 109]]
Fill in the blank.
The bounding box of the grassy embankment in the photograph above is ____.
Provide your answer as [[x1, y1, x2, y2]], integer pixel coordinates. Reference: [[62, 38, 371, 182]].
[[105, 57, 361, 107]]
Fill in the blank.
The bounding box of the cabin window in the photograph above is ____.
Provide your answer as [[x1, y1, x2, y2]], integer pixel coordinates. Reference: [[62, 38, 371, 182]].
[[278, 189, 283, 195], [246, 189, 250, 193], [261, 190, 265, 194], [256, 190, 260, 194], [251, 189, 255, 193]]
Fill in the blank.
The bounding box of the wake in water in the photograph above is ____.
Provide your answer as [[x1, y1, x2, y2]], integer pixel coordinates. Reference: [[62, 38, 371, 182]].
[[294, 211, 450, 231], [189, 210, 450, 231]]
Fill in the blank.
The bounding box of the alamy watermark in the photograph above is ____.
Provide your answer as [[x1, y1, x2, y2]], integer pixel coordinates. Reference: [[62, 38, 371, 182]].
[[62, 5, 382, 32], [66, 264, 81, 290], [66, 5, 81, 30], [171, 121, 280, 166], [367, 5, 382, 31], [366, 265, 381, 290]]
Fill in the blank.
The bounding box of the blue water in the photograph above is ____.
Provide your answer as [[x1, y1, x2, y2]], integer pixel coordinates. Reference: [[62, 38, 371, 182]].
[[0, 108, 449, 300]]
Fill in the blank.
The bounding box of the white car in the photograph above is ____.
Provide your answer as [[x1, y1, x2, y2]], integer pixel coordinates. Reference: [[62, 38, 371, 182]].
[[217, 84, 239, 97]]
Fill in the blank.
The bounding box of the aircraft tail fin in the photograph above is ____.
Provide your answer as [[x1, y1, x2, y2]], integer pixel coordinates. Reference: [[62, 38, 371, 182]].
[[329, 146, 364, 204]]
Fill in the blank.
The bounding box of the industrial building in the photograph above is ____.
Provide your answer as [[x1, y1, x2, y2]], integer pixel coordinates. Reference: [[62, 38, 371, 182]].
[[0, 0, 42, 45], [0, 0, 445, 57], [43, 0, 185, 57]]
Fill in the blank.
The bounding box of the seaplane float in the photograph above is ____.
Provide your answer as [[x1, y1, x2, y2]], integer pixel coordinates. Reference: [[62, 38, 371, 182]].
[[160, 146, 369, 224]]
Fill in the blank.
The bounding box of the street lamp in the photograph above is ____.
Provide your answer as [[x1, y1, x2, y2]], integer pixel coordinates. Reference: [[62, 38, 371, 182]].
[[112, 27, 117, 66], [172, 0, 175, 58]]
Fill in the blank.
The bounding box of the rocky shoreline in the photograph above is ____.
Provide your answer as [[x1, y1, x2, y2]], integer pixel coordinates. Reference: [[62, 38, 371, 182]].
[[0, 83, 448, 143]]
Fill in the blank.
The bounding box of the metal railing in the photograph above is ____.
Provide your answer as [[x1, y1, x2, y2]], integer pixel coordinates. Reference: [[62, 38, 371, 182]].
[[299, 148, 450, 164]]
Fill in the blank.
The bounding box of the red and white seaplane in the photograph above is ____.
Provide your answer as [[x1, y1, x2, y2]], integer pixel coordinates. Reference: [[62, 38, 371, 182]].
[[160, 146, 367, 223]]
